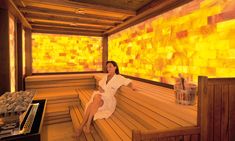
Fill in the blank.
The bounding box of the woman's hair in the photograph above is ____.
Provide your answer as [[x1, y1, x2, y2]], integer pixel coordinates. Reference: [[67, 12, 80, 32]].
[[106, 61, 120, 74]]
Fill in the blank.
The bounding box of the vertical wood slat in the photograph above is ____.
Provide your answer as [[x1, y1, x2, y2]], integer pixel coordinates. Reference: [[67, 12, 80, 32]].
[[221, 85, 229, 141], [17, 22, 24, 91], [213, 85, 222, 141], [198, 76, 208, 141], [0, 8, 10, 95], [25, 28, 32, 76], [229, 85, 235, 141], [207, 84, 214, 141]]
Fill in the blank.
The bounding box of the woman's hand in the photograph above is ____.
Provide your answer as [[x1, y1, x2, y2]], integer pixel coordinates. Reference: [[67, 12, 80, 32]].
[[98, 86, 105, 93], [128, 82, 136, 91]]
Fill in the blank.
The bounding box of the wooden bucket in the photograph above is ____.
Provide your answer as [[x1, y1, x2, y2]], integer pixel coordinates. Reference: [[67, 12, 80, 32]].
[[174, 85, 196, 105]]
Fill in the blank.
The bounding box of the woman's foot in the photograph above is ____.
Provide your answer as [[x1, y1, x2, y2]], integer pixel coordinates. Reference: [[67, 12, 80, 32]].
[[83, 125, 91, 133], [73, 128, 82, 137]]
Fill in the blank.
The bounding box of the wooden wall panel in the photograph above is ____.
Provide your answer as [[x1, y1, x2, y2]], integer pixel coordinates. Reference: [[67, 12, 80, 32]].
[[25, 28, 32, 76], [199, 77, 235, 141], [0, 8, 10, 95], [17, 22, 24, 90], [229, 85, 235, 141]]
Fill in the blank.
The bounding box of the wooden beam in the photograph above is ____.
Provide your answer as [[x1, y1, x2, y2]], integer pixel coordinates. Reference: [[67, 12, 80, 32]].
[[19, 6, 123, 23], [32, 26, 103, 35], [23, 0, 136, 16], [32, 28, 103, 37], [24, 13, 115, 27], [29, 21, 108, 30], [0, 8, 10, 95], [17, 22, 24, 91], [105, 0, 192, 35], [25, 28, 32, 76], [31, 23, 106, 32], [7, 0, 31, 29], [102, 35, 108, 72]]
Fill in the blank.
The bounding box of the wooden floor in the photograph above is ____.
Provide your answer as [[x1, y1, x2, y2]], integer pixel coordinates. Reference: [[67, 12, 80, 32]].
[[41, 122, 76, 141]]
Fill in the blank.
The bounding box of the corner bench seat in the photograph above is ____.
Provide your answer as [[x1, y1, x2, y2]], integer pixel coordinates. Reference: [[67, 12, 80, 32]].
[[70, 86, 197, 141]]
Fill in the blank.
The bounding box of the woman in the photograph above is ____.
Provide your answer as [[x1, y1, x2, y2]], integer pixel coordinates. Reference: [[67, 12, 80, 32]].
[[76, 61, 133, 136]]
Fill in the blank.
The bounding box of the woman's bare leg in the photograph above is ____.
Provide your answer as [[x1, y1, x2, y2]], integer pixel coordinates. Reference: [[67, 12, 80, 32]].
[[83, 95, 103, 133], [76, 94, 103, 136]]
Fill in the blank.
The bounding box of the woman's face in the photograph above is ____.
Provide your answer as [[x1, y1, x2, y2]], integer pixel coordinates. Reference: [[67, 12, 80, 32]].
[[106, 63, 116, 74]]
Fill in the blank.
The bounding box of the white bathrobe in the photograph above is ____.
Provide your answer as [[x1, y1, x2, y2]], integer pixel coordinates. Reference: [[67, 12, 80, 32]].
[[85, 74, 131, 120]]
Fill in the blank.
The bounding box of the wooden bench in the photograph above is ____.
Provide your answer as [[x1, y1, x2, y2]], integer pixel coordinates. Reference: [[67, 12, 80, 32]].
[[70, 83, 197, 140]]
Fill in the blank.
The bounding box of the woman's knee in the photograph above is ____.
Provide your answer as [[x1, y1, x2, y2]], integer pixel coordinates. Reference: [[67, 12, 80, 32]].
[[93, 94, 102, 102]]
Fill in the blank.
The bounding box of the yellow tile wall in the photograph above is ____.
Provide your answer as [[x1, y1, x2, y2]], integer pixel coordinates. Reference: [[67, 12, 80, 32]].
[[108, 0, 235, 84], [32, 33, 102, 73]]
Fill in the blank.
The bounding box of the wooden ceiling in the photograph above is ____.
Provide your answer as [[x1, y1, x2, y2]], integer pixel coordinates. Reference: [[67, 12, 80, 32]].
[[12, 0, 192, 36]]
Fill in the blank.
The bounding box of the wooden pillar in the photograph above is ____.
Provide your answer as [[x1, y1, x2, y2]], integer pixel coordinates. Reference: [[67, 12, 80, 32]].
[[0, 7, 10, 95], [17, 22, 24, 90], [102, 35, 108, 72], [198, 76, 208, 141], [25, 28, 32, 76]]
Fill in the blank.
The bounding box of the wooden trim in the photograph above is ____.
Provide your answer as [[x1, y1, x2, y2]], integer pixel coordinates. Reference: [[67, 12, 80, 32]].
[[132, 130, 141, 141], [19, 6, 123, 23], [102, 35, 108, 72], [7, 0, 31, 28], [32, 71, 103, 75], [122, 74, 174, 89], [25, 28, 32, 76], [25, 13, 115, 27], [31, 23, 106, 32], [23, 0, 136, 16], [32, 26, 103, 34], [0, 8, 10, 95], [32, 29, 103, 37], [29, 22, 108, 30], [105, 0, 192, 35]]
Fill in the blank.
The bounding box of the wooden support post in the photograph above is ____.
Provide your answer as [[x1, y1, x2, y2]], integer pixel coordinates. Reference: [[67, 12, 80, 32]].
[[25, 28, 32, 76], [0, 7, 10, 95], [102, 35, 108, 72], [198, 76, 208, 141], [17, 22, 24, 90]]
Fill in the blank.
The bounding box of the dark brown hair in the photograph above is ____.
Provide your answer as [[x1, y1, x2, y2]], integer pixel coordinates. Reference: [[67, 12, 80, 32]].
[[106, 61, 120, 74]]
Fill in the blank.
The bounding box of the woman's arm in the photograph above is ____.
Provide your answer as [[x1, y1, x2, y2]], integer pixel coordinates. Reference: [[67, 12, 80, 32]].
[[98, 86, 105, 93]]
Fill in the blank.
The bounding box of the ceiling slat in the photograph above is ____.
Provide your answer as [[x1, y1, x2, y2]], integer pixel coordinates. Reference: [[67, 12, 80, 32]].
[[22, 0, 136, 16], [25, 13, 116, 27], [29, 21, 109, 30], [32, 25, 104, 33], [19, 6, 123, 23], [31, 23, 106, 32], [32, 28, 103, 37]]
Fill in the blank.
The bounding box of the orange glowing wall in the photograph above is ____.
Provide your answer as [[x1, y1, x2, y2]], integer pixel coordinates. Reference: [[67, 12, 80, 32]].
[[32, 33, 102, 73], [108, 0, 235, 84]]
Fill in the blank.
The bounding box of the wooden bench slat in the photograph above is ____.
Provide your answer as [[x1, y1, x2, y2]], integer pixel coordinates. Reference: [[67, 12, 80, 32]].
[[117, 93, 180, 128], [117, 90, 192, 127], [119, 87, 196, 125], [105, 118, 131, 141], [115, 108, 147, 131], [116, 97, 166, 130]]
